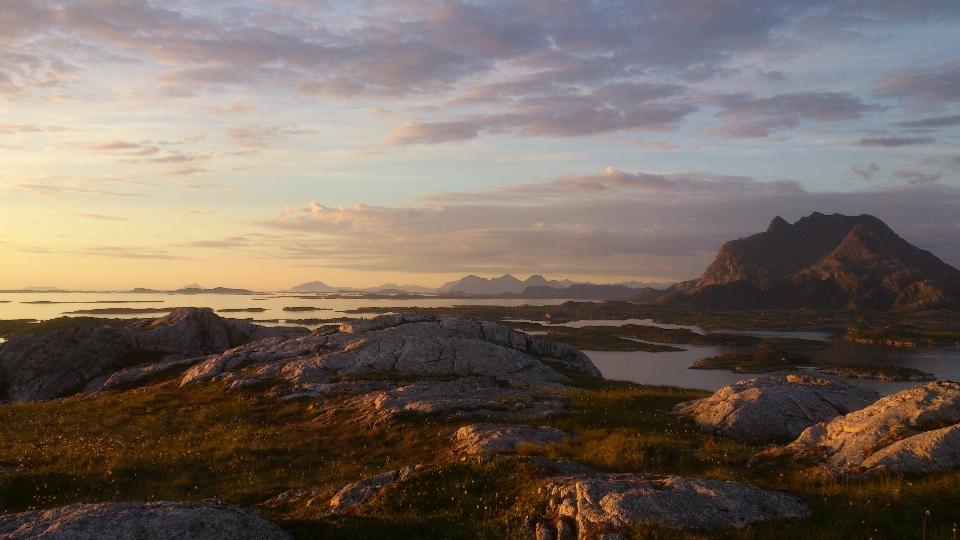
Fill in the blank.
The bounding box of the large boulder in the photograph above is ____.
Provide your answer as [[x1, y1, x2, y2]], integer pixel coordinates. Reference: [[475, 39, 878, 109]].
[[453, 423, 574, 455], [777, 381, 960, 473], [674, 375, 879, 444], [536, 473, 809, 538], [0, 501, 291, 539], [180, 313, 602, 394], [0, 308, 304, 403]]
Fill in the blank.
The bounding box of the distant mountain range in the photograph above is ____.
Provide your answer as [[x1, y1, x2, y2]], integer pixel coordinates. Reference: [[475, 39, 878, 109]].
[[437, 274, 576, 295], [657, 212, 960, 312], [288, 281, 437, 294], [289, 275, 673, 297]]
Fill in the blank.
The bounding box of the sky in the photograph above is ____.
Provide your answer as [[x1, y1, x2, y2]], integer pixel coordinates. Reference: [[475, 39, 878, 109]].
[[1, 0, 959, 291]]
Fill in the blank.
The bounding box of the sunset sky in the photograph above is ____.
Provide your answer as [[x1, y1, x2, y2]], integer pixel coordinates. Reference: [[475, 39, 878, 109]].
[[2, 0, 959, 291]]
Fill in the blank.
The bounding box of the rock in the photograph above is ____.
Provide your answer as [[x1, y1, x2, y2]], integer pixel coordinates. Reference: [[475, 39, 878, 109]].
[[0, 308, 305, 403], [777, 381, 960, 472], [538, 473, 809, 538], [180, 313, 601, 393], [453, 424, 574, 455], [858, 424, 960, 474], [348, 378, 565, 424], [0, 501, 291, 539], [674, 375, 879, 444], [327, 464, 428, 513], [84, 355, 203, 394]]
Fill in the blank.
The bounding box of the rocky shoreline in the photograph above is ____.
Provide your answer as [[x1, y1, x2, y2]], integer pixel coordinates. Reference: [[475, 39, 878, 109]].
[[0, 308, 958, 538]]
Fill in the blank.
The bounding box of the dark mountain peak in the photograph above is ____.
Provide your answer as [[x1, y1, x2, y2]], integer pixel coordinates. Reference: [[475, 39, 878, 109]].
[[766, 215, 790, 233], [661, 212, 960, 312]]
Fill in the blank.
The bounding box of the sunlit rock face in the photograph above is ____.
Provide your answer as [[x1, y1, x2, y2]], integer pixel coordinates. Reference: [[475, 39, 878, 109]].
[[180, 312, 602, 391], [674, 375, 879, 444], [777, 381, 960, 474]]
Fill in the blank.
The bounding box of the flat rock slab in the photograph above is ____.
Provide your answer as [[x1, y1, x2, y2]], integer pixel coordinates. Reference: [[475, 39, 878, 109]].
[[778, 381, 960, 472], [674, 375, 879, 444], [538, 473, 809, 539], [0, 501, 291, 540], [347, 377, 565, 424], [453, 423, 573, 455], [181, 313, 602, 395]]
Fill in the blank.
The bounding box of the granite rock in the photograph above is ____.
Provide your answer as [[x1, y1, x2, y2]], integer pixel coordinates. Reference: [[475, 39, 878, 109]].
[[453, 423, 574, 455], [674, 375, 879, 444], [0, 501, 291, 540], [181, 313, 601, 394], [778, 381, 960, 472], [535, 473, 809, 538]]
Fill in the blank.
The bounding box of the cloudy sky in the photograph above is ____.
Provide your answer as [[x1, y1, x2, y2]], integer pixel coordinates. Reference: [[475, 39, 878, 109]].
[[2, 0, 959, 290]]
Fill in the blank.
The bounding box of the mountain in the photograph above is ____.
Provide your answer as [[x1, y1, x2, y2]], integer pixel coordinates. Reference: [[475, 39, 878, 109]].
[[519, 284, 640, 300], [657, 212, 960, 312], [289, 281, 437, 294], [290, 281, 338, 293], [438, 274, 575, 295]]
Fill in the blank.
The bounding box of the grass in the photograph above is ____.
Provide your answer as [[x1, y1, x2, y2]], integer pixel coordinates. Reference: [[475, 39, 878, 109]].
[[690, 349, 813, 373], [1, 375, 958, 539]]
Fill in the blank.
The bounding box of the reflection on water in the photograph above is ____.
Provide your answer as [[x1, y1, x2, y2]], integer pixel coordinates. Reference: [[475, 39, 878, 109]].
[[586, 335, 960, 397]]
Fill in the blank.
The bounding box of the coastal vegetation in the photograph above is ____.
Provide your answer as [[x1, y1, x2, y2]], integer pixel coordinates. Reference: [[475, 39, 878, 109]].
[[0, 376, 958, 539]]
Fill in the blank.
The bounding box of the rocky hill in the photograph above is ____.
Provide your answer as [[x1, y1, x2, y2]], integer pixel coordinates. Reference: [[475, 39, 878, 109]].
[[657, 212, 960, 311]]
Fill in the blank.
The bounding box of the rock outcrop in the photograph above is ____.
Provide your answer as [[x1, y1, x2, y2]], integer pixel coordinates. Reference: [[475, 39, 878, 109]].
[[328, 464, 428, 513], [262, 464, 428, 514], [0, 308, 306, 403], [534, 473, 809, 538], [674, 375, 879, 444], [180, 313, 601, 398], [0, 501, 291, 539], [346, 378, 565, 424], [453, 423, 574, 455], [776, 381, 960, 473], [656, 212, 960, 312]]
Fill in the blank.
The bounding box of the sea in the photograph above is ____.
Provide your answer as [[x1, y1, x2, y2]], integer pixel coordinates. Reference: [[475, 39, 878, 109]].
[[2, 291, 958, 396]]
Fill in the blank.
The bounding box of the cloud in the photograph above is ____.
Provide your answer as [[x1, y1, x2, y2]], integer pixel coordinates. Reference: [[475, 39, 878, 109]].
[[893, 170, 943, 186], [83, 140, 140, 151], [386, 83, 695, 144], [258, 167, 960, 278], [0, 123, 42, 134], [162, 167, 205, 176], [858, 137, 935, 147], [4, 0, 955, 144], [174, 237, 249, 249], [227, 123, 315, 149], [69, 213, 128, 221], [876, 59, 960, 104], [896, 114, 960, 129], [386, 121, 483, 145], [6, 175, 150, 199], [79, 246, 190, 260], [707, 91, 882, 138], [851, 162, 880, 181]]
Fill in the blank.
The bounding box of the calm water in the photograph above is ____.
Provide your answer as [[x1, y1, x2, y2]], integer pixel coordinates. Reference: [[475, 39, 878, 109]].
[[0, 291, 568, 325], [2, 292, 957, 395]]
